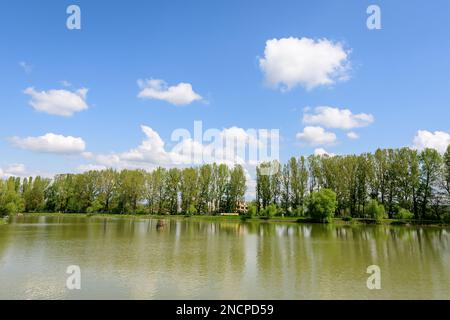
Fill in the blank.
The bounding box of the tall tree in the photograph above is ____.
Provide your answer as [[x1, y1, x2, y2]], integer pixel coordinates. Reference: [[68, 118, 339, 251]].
[[443, 145, 450, 197], [419, 148, 443, 219], [227, 165, 246, 212], [280, 163, 291, 215], [165, 168, 180, 215], [180, 168, 198, 214], [196, 165, 212, 214]]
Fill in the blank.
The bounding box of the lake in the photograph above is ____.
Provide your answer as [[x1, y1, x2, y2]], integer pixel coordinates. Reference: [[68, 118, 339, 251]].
[[0, 215, 449, 299]]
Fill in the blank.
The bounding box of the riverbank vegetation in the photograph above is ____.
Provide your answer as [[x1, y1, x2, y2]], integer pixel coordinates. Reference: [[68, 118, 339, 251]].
[[256, 146, 450, 223], [0, 164, 247, 216], [1, 146, 449, 224]]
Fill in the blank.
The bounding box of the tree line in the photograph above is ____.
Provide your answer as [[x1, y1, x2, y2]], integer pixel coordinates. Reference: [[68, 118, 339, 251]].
[[1, 146, 450, 221], [0, 164, 246, 216], [256, 146, 450, 221]]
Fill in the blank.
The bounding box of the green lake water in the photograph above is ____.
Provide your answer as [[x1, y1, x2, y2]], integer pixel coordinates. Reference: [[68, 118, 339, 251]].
[[0, 215, 449, 299]]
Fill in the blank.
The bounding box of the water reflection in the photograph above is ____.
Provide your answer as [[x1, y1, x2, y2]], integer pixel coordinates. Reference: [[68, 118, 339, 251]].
[[0, 216, 449, 299]]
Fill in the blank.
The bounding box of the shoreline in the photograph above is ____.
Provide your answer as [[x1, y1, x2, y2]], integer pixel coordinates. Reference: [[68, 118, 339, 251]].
[[5, 212, 450, 228]]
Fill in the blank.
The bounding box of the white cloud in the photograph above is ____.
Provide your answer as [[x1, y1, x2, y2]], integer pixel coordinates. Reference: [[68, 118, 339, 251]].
[[412, 130, 450, 154], [79, 125, 278, 200], [77, 164, 108, 172], [347, 131, 359, 140], [137, 79, 203, 106], [0, 164, 27, 178], [90, 125, 271, 170], [296, 126, 336, 146], [314, 148, 335, 157], [259, 37, 350, 91], [81, 152, 94, 159], [303, 106, 374, 129], [24, 87, 89, 116], [10, 133, 86, 154], [4, 164, 26, 175], [0, 164, 54, 179]]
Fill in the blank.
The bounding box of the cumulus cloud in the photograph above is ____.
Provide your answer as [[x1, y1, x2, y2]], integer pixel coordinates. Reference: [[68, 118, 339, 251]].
[[10, 133, 86, 154], [76, 164, 108, 172], [259, 37, 350, 91], [78, 125, 276, 199], [89, 124, 275, 172], [0, 164, 27, 178], [412, 130, 450, 154], [303, 106, 374, 129], [0, 164, 53, 179], [24, 87, 89, 116], [296, 126, 336, 146], [347, 132, 359, 140], [137, 79, 203, 106], [4, 164, 26, 175], [314, 148, 335, 157]]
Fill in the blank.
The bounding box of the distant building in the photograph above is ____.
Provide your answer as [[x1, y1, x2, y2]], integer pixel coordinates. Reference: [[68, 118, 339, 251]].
[[236, 201, 248, 214]]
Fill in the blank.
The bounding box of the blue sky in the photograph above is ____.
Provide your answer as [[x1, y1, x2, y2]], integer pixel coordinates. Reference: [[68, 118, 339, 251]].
[[1, 0, 450, 179]]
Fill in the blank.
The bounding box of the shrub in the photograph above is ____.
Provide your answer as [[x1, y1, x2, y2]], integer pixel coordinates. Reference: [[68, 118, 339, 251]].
[[395, 208, 414, 220], [442, 212, 450, 224], [307, 189, 337, 223], [4, 202, 18, 215], [187, 204, 197, 216], [86, 200, 103, 214], [268, 205, 278, 217], [247, 203, 257, 217], [342, 216, 353, 222], [366, 200, 387, 222], [292, 206, 304, 217], [262, 204, 277, 218]]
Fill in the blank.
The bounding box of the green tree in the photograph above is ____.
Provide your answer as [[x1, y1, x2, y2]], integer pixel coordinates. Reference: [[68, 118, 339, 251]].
[[307, 188, 337, 222], [116, 170, 145, 213], [165, 168, 180, 215], [419, 148, 442, 219], [395, 208, 414, 220], [366, 199, 387, 222], [98, 169, 117, 213], [247, 201, 257, 217], [256, 162, 271, 211], [196, 165, 212, 214], [227, 165, 246, 213], [262, 203, 277, 218], [180, 168, 198, 214], [23, 176, 50, 212], [280, 162, 291, 215], [0, 177, 24, 215], [212, 164, 229, 214], [443, 145, 450, 197]]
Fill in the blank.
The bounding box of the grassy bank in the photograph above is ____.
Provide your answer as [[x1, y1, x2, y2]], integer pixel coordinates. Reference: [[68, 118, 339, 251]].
[[10, 212, 450, 227]]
